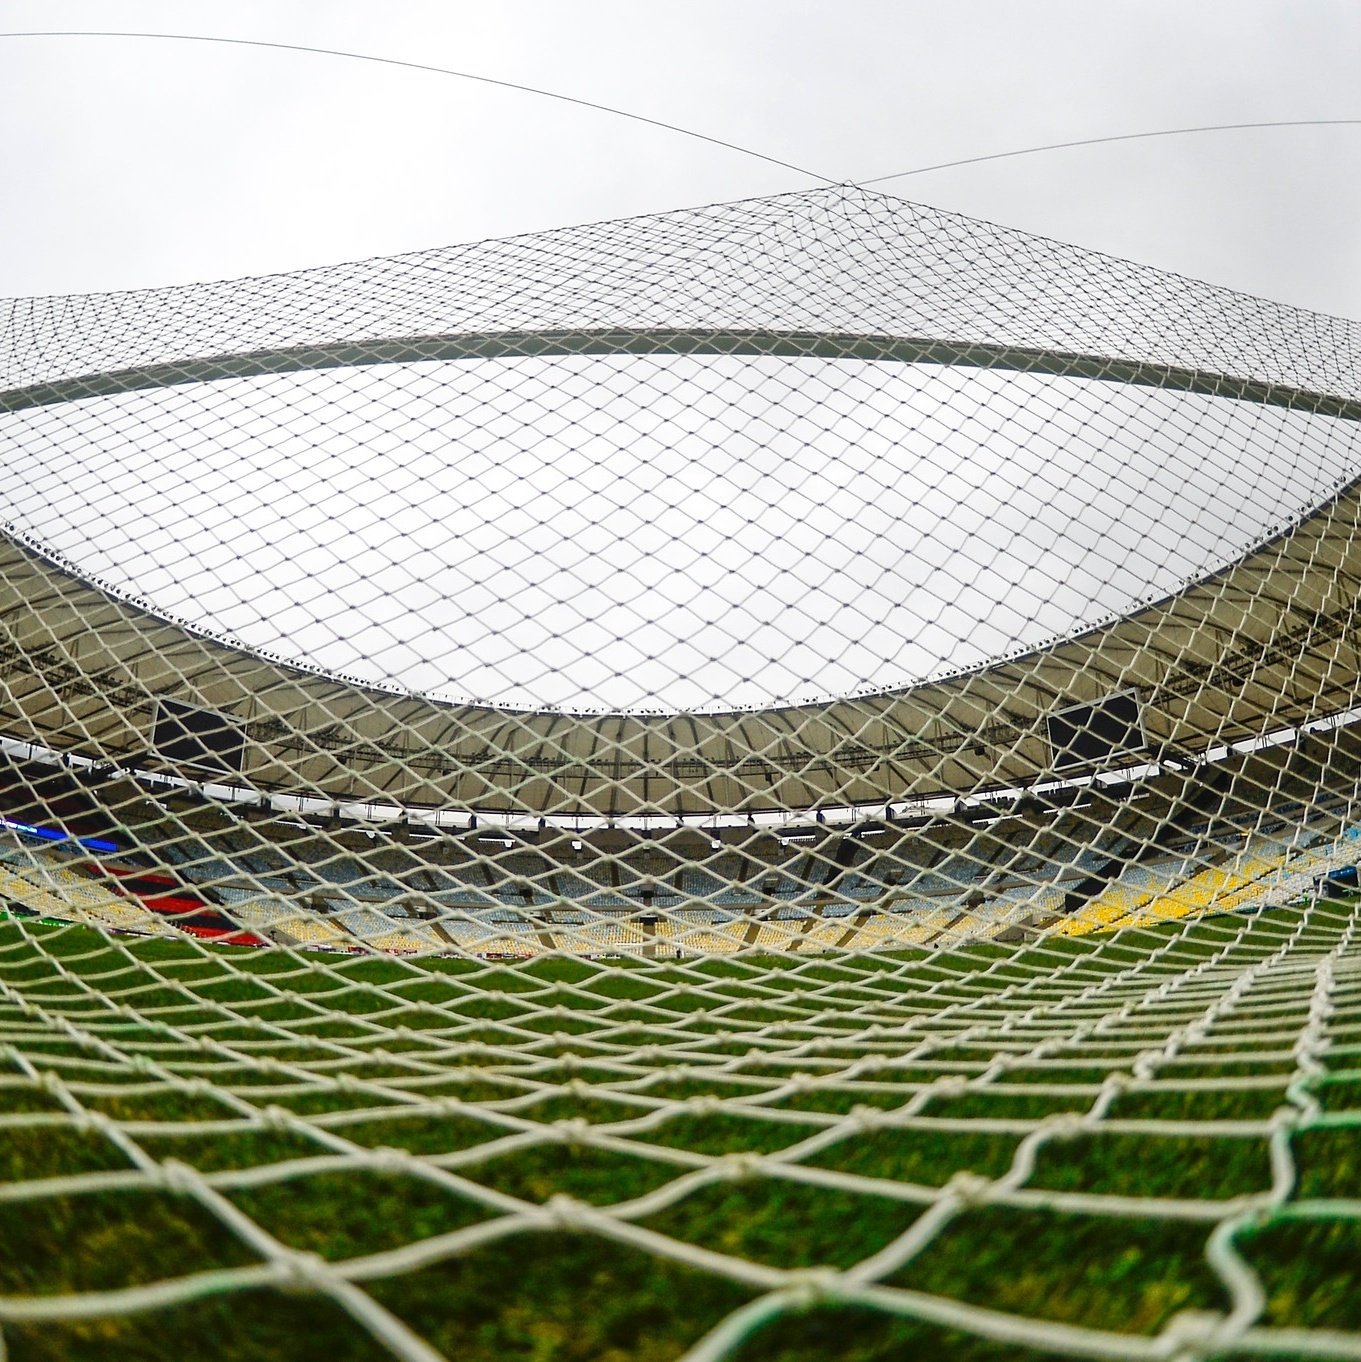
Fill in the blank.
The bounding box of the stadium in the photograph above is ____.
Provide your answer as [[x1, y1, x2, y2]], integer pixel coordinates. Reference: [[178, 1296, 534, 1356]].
[[2, 184, 1361, 1360]]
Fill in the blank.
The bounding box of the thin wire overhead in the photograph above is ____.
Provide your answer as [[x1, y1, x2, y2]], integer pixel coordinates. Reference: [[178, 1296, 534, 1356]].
[[0, 28, 837, 187], [860, 118, 1361, 186], [5, 29, 1358, 201]]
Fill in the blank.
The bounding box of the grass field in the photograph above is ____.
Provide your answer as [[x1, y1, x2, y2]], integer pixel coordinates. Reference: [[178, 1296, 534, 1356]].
[[1, 899, 1359, 1361]]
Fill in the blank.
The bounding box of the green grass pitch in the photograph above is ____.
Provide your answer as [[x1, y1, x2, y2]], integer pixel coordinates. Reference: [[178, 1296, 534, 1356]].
[[1, 902, 1359, 1361]]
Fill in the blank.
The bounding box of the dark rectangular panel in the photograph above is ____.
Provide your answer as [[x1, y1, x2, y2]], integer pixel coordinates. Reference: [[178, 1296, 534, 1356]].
[[153, 699, 245, 775], [1047, 691, 1145, 771]]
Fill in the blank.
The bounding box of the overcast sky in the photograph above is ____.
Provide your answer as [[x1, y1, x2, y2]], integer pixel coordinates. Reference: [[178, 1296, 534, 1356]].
[[0, 0, 1359, 318]]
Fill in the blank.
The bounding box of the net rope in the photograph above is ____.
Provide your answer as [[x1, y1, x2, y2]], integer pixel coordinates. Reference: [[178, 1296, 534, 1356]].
[[1, 185, 1361, 1358]]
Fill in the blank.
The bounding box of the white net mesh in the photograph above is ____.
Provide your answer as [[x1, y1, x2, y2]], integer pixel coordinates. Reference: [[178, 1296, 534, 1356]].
[[2, 185, 1361, 1360]]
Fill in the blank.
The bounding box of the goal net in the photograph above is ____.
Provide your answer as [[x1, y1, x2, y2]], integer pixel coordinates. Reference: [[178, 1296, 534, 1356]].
[[0, 185, 1359, 1360]]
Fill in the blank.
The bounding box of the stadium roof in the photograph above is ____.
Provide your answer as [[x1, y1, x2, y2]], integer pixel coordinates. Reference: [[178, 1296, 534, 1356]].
[[2, 186, 1360, 815]]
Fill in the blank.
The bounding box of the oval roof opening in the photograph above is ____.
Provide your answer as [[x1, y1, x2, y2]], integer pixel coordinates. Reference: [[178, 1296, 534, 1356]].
[[2, 350, 1357, 713]]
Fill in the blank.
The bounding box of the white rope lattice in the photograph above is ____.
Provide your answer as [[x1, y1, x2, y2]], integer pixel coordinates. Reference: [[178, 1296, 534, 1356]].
[[2, 186, 1361, 1359]]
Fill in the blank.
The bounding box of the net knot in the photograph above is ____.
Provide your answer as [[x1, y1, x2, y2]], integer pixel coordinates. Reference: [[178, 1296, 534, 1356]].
[[1041, 1112, 1087, 1140], [370, 1145, 412, 1173], [719, 1152, 762, 1180], [1159, 1308, 1225, 1357], [74, 1108, 113, 1137], [544, 1193, 588, 1229], [848, 1104, 885, 1133], [1132, 1050, 1161, 1081], [156, 1158, 201, 1196], [782, 1267, 842, 1309], [1269, 1105, 1302, 1133], [260, 1104, 294, 1132], [686, 1095, 721, 1116], [276, 1249, 334, 1295], [944, 1170, 992, 1205], [553, 1118, 590, 1145]]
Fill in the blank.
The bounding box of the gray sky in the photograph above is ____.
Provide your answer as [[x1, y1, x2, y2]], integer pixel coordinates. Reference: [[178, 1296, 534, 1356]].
[[1, 0, 1360, 318]]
